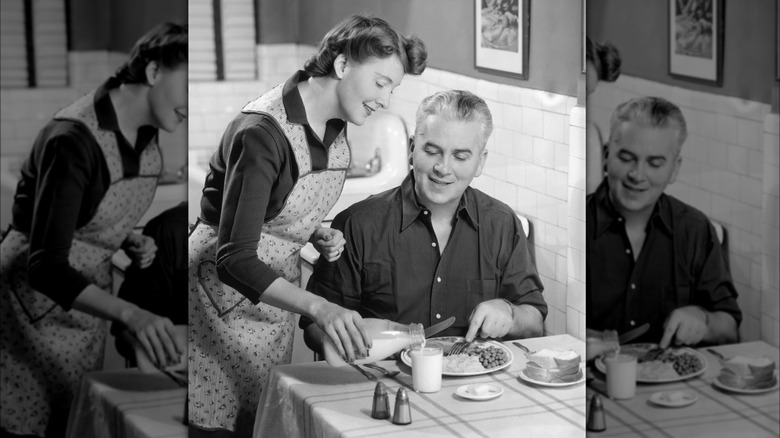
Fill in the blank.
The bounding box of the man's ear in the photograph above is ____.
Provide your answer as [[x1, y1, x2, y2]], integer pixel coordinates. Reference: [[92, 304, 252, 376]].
[[333, 54, 347, 79], [408, 136, 415, 165]]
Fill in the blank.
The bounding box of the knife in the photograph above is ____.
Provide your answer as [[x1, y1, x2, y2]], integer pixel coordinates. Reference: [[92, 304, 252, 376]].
[[618, 323, 650, 344], [424, 316, 456, 338]]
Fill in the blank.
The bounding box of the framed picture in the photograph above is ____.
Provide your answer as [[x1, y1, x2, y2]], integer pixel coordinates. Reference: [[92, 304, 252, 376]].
[[776, 0, 779, 81], [581, 0, 587, 74], [475, 0, 530, 79], [668, 0, 724, 84]]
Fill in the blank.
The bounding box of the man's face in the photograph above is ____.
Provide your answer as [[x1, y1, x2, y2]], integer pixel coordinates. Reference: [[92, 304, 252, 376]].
[[335, 55, 404, 126], [148, 62, 188, 133], [606, 121, 682, 217], [412, 116, 487, 212]]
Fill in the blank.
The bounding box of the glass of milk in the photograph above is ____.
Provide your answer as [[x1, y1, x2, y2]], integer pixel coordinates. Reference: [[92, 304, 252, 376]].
[[410, 346, 443, 393]]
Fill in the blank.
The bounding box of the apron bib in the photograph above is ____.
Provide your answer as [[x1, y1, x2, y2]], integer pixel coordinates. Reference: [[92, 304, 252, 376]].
[[0, 90, 160, 436], [188, 83, 349, 434]]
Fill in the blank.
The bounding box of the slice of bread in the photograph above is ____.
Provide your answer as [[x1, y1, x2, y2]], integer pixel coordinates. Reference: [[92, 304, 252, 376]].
[[721, 355, 775, 378], [527, 349, 581, 369]]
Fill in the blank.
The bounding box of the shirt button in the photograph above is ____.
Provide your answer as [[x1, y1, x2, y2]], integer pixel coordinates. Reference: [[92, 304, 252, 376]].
[[617, 217, 623, 222], [625, 249, 631, 254], [630, 320, 636, 326], [431, 242, 437, 247], [437, 277, 442, 283], [630, 283, 636, 290], [423, 211, 429, 215], [436, 314, 441, 319]]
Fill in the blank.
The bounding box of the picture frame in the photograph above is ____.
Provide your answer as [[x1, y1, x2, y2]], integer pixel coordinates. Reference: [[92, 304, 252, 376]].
[[668, 0, 724, 85], [475, 0, 530, 79], [776, 0, 779, 81], [581, 0, 587, 74]]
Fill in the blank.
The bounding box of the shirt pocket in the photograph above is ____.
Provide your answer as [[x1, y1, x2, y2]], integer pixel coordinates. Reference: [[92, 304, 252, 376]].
[[465, 279, 498, 315], [362, 262, 395, 313]]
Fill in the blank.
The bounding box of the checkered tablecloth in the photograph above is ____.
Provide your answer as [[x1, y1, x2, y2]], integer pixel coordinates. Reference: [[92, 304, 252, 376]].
[[65, 369, 187, 438], [586, 341, 780, 438], [254, 334, 586, 438]]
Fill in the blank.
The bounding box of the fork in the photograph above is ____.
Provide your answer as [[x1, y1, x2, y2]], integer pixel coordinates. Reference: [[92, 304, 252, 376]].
[[364, 363, 400, 378], [349, 363, 377, 381], [448, 338, 487, 356]]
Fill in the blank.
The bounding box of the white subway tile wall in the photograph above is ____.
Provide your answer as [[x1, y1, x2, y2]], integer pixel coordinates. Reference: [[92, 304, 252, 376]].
[[188, 44, 587, 340], [589, 76, 779, 347]]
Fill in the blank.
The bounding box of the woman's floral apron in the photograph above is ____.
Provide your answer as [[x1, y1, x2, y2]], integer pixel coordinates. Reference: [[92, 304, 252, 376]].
[[188, 83, 349, 434], [0, 91, 161, 436]]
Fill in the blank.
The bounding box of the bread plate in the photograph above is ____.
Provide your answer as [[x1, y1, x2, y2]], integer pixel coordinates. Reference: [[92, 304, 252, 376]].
[[712, 371, 779, 394], [400, 336, 513, 377], [595, 343, 707, 383], [518, 363, 585, 387]]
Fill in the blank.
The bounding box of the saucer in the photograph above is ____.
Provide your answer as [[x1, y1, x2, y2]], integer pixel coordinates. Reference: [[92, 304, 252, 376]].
[[455, 383, 503, 401], [649, 390, 697, 407]]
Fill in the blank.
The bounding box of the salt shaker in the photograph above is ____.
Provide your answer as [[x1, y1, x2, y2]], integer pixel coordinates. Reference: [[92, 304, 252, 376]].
[[391, 387, 412, 425], [371, 382, 390, 419], [587, 394, 606, 432]]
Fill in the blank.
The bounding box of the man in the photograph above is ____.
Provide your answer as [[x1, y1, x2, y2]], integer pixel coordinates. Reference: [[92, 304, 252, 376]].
[[587, 96, 740, 349], [111, 203, 187, 370], [301, 90, 546, 356]]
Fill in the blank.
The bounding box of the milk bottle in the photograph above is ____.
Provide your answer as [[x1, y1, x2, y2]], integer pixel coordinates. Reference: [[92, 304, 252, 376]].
[[323, 318, 424, 367]]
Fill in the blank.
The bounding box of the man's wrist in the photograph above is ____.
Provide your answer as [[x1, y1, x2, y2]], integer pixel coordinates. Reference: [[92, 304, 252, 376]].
[[499, 298, 515, 320]]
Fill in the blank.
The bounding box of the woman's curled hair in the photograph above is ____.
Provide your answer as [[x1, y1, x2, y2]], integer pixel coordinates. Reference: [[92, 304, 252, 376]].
[[304, 15, 427, 77]]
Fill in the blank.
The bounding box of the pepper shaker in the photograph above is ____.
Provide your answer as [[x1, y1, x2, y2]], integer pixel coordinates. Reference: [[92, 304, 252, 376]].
[[371, 382, 391, 419]]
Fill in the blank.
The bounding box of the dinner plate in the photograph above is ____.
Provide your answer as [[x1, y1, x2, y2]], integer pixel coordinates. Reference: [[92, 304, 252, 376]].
[[712, 372, 780, 394], [400, 337, 513, 377], [649, 390, 698, 407], [455, 384, 504, 401], [518, 364, 586, 387], [594, 343, 707, 383]]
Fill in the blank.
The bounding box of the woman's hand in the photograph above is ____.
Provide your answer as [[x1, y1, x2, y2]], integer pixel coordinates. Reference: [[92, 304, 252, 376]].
[[310, 227, 346, 262], [310, 300, 371, 363], [122, 306, 184, 368], [123, 233, 158, 269]]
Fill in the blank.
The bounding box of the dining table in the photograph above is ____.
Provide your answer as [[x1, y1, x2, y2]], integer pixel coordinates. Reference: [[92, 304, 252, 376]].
[[586, 340, 780, 437], [253, 333, 587, 438], [65, 368, 187, 438]]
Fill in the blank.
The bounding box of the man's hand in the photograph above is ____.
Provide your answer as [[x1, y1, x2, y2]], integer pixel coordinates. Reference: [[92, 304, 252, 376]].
[[311, 227, 346, 262], [660, 306, 708, 348], [123, 233, 157, 269], [465, 299, 514, 342]]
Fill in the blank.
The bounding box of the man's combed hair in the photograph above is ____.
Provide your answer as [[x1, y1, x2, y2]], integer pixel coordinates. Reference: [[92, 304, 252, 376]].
[[115, 22, 188, 85], [609, 96, 688, 148], [414, 90, 493, 148], [304, 15, 427, 77]]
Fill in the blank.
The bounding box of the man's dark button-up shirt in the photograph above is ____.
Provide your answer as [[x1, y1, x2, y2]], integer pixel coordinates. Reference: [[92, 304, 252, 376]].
[[586, 179, 741, 343], [302, 173, 547, 337]]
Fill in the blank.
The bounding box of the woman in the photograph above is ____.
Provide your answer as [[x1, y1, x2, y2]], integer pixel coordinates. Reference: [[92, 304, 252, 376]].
[[188, 14, 426, 436], [585, 37, 622, 194], [0, 23, 187, 437]]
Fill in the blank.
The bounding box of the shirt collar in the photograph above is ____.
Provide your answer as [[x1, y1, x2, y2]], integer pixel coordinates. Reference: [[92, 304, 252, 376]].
[[282, 70, 346, 133], [594, 178, 673, 237], [94, 77, 158, 151], [94, 77, 123, 131], [282, 71, 309, 125], [400, 172, 479, 231]]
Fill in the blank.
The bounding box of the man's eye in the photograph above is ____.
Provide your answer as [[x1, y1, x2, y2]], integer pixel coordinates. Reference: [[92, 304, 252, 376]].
[[454, 154, 468, 161], [649, 160, 665, 168]]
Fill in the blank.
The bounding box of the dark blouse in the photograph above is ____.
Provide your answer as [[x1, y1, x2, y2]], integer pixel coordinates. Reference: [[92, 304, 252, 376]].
[[198, 71, 345, 303], [11, 77, 157, 308]]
